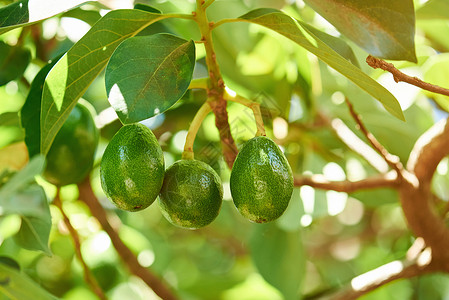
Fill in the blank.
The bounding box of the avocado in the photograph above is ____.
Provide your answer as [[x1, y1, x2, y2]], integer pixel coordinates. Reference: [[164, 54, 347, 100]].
[[230, 136, 293, 223], [100, 123, 164, 212], [158, 159, 223, 229], [43, 101, 99, 186]]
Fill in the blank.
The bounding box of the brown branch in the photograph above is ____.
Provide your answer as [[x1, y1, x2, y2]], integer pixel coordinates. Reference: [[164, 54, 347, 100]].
[[53, 189, 107, 300], [400, 118, 449, 263], [330, 259, 433, 300], [366, 55, 449, 97], [208, 98, 238, 169], [345, 98, 404, 176], [294, 171, 398, 193], [77, 177, 178, 300]]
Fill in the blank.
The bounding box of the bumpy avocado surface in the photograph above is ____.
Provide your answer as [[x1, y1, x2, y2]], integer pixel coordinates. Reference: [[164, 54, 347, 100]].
[[159, 159, 223, 229], [230, 136, 293, 223], [100, 123, 164, 212], [43, 101, 99, 186]]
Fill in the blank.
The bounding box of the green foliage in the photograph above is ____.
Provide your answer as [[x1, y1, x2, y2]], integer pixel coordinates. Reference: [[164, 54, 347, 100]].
[[0, 41, 31, 86], [0, 262, 59, 300], [231, 136, 293, 223], [250, 224, 305, 299], [159, 159, 223, 229], [100, 123, 164, 211], [105, 34, 195, 124], [304, 0, 417, 62], [239, 9, 405, 121], [1, 0, 448, 299], [40, 9, 172, 155], [43, 101, 99, 186]]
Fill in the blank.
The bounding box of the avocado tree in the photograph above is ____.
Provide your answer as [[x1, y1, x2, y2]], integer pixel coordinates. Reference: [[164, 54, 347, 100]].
[[1, 0, 449, 299]]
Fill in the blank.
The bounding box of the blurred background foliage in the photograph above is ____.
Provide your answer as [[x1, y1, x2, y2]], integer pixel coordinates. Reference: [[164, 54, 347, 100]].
[[1, 0, 449, 299]]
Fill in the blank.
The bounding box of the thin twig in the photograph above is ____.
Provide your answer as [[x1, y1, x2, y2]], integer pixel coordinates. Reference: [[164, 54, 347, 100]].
[[345, 98, 404, 176], [366, 55, 449, 97], [77, 177, 178, 300], [330, 260, 432, 300], [294, 171, 398, 193], [53, 188, 107, 300]]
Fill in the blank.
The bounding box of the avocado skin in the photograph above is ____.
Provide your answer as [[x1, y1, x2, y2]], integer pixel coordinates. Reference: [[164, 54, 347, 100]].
[[159, 159, 223, 229], [43, 102, 99, 186], [230, 136, 293, 223], [100, 123, 164, 212]]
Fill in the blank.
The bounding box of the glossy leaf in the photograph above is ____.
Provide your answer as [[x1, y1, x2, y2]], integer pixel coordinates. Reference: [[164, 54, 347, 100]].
[[416, 0, 449, 20], [21, 57, 60, 158], [40, 9, 172, 155], [0, 263, 59, 300], [304, 0, 417, 62], [0, 41, 31, 86], [250, 224, 304, 299], [105, 34, 195, 123], [0, 0, 90, 35], [239, 9, 405, 121]]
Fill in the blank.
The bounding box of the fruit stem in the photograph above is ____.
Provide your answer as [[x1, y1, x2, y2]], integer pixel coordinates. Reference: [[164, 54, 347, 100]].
[[183, 101, 213, 160], [223, 92, 266, 137], [188, 77, 209, 90]]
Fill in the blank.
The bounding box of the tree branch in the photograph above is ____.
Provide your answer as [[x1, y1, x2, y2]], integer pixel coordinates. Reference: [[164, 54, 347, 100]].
[[366, 55, 449, 97], [400, 118, 449, 262], [294, 171, 398, 193], [345, 98, 404, 176], [329, 259, 433, 300], [53, 189, 106, 300], [77, 177, 178, 300]]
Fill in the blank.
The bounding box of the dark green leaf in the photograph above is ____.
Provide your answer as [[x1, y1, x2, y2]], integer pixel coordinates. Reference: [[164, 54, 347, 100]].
[[21, 57, 61, 158], [40, 9, 172, 154], [105, 34, 195, 123], [134, 3, 162, 14], [0, 263, 59, 300], [239, 9, 405, 121], [14, 213, 52, 255], [250, 224, 304, 299], [416, 0, 449, 20], [0, 0, 90, 35], [303, 0, 417, 62], [0, 41, 31, 86], [0, 257, 20, 271]]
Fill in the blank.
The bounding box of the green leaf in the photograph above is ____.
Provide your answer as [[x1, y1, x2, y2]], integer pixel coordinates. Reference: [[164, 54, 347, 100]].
[[61, 7, 102, 26], [0, 0, 90, 35], [0, 41, 31, 86], [250, 224, 305, 299], [21, 57, 61, 158], [416, 0, 449, 20], [134, 3, 162, 14], [239, 9, 405, 121], [0, 155, 45, 198], [40, 9, 171, 155], [303, 0, 417, 62], [0, 112, 20, 127], [300, 23, 359, 68], [0, 263, 59, 300], [105, 34, 195, 123]]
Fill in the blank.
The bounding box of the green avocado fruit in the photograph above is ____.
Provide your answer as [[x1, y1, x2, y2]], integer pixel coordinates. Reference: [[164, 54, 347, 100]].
[[158, 159, 223, 229], [100, 123, 164, 212], [43, 100, 99, 186], [230, 136, 293, 223]]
